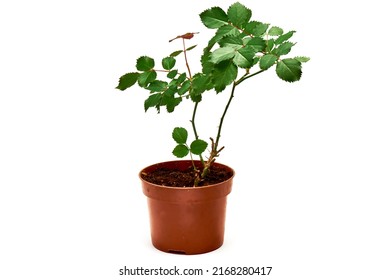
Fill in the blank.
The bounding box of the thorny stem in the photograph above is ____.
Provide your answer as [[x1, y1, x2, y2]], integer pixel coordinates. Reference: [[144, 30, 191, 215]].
[[203, 69, 266, 178], [196, 82, 237, 184], [215, 70, 265, 149], [181, 35, 265, 186], [215, 82, 236, 150]]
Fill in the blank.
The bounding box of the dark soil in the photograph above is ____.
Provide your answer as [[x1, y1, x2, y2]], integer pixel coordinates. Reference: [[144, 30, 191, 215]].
[[141, 165, 233, 187]]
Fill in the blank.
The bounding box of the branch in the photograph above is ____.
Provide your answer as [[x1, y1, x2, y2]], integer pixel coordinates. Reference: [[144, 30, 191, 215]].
[[236, 69, 266, 86], [182, 38, 192, 79]]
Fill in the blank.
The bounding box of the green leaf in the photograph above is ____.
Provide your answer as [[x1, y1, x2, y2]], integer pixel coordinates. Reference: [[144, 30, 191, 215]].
[[294, 56, 310, 63], [172, 144, 189, 158], [147, 80, 168, 92], [190, 73, 209, 102], [227, 2, 252, 28], [276, 58, 302, 82], [246, 37, 266, 52], [207, 25, 240, 50], [178, 80, 191, 95], [190, 139, 208, 155], [245, 21, 269, 36], [116, 72, 139, 91], [210, 47, 236, 64], [164, 96, 182, 113], [219, 36, 243, 50], [268, 26, 283, 36], [163, 86, 176, 97], [176, 73, 187, 84], [266, 39, 275, 52], [144, 93, 162, 112], [274, 41, 295, 56], [168, 79, 179, 88], [201, 48, 214, 74], [186, 45, 197, 51], [167, 69, 178, 79], [233, 46, 255, 68], [200, 7, 229, 29], [275, 31, 295, 45], [212, 60, 238, 93], [138, 71, 157, 87], [136, 56, 155, 71], [172, 127, 188, 144], [260, 54, 278, 70], [215, 25, 241, 40], [162, 57, 176, 70], [170, 50, 183, 57], [191, 74, 209, 96]]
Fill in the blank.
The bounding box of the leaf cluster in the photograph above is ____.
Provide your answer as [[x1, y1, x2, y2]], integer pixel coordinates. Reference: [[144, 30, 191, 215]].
[[172, 127, 208, 158], [116, 2, 309, 180], [116, 52, 200, 113], [200, 2, 309, 91], [117, 2, 309, 113]]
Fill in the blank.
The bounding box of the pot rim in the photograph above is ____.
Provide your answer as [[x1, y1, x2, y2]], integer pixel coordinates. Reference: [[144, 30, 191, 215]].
[[138, 160, 235, 190]]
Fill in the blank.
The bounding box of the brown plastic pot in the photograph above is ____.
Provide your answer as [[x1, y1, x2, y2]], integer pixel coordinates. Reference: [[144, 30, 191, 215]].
[[140, 160, 234, 255]]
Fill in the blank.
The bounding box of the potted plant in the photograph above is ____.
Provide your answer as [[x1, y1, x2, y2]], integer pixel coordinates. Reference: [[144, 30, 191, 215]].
[[116, 2, 309, 254]]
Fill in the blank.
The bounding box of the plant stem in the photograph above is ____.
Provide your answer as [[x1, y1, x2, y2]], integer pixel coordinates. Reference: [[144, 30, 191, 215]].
[[199, 81, 237, 182], [182, 38, 192, 79], [236, 69, 265, 86], [191, 101, 204, 164], [191, 102, 200, 139], [215, 82, 236, 150], [211, 69, 265, 164], [182, 37, 204, 183]]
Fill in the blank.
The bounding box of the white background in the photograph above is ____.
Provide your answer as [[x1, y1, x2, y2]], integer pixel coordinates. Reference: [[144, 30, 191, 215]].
[[1, 0, 389, 279]]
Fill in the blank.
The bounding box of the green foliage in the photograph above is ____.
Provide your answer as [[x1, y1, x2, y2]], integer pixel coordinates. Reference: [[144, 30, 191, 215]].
[[170, 50, 183, 57], [190, 140, 208, 155], [219, 37, 243, 50], [172, 144, 189, 158], [162, 57, 176, 70], [186, 45, 197, 51], [116, 2, 309, 181], [273, 41, 295, 56], [246, 37, 266, 52], [233, 46, 255, 68], [211, 47, 236, 64], [227, 2, 252, 28], [200, 7, 229, 29], [212, 61, 238, 93], [260, 54, 278, 70], [268, 26, 283, 36], [245, 21, 269, 36], [144, 93, 162, 112], [136, 56, 155, 71], [178, 80, 191, 95], [172, 127, 188, 144], [116, 72, 139, 90], [147, 80, 168, 92], [276, 58, 302, 82], [275, 31, 296, 45], [167, 70, 178, 79], [294, 56, 310, 63], [171, 127, 207, 158], [138, 71, 157, 87]]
